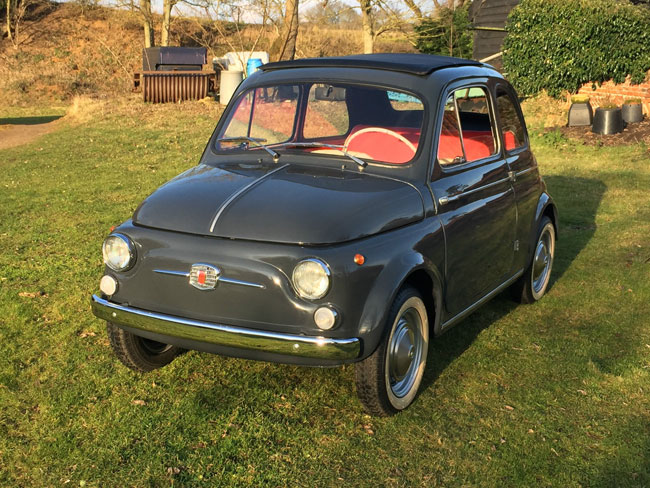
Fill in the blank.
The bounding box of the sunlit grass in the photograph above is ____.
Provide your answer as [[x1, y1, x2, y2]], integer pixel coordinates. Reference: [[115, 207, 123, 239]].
[[0, 100, 648, 487]]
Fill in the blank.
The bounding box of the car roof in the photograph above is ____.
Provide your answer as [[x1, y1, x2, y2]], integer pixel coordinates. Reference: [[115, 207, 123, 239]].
[[260, 53, 483, 76]]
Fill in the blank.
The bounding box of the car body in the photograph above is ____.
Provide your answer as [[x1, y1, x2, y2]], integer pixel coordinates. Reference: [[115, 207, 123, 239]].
[[92, 53, 558, 415]]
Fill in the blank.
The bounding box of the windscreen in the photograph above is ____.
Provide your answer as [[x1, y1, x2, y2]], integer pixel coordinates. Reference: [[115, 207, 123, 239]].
[[216, 83, 425, 165]]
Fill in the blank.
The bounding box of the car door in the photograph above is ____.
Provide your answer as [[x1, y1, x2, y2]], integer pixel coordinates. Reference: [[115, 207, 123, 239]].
[[429, 82, 517, 318], [494, 84, 540, 271]]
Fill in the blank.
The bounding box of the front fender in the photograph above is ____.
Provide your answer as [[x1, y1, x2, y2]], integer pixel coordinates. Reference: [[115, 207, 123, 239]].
[[356, 250, 444, 359]]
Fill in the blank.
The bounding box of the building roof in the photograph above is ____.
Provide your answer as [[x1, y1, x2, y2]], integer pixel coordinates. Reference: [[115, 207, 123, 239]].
[[260, 53, 482, 76]]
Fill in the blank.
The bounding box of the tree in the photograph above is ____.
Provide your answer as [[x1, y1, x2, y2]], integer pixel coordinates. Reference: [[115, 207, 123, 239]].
[[414, 3, 472, 58], [359, 0, 374, 53], [140, 0, 154, 47], [275, 0, 299, 60], [161, 0, 177, 46]]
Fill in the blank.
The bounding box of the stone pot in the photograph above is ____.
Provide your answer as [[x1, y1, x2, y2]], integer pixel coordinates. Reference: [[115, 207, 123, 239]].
[[592, 107, 624, 135], [622, 103, 643, 124], [568, 101, 593, 127]]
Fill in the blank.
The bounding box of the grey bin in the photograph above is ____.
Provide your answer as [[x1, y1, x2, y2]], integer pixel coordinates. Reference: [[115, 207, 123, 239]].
[[592, 107, 625, 135], [622, 103, 643, 124], [568, 101, 593, 127]]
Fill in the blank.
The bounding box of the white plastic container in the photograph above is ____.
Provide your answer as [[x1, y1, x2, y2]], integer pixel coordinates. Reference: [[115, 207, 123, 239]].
[[219, 70, 243, 105]]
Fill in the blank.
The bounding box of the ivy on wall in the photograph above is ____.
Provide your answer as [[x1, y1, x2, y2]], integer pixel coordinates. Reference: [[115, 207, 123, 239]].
[[503, 0, 650, 97]]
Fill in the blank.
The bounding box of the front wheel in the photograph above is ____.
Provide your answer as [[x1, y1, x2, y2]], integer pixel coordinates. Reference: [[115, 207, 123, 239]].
[[355, 286, 429, 416], [107, 322, 182, 372], [513, 216, 556, 304]]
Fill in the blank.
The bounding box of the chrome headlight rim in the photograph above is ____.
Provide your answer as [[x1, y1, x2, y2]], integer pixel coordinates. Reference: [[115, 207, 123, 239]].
[[102, 233, 136, 272], [292, 258, 331, 300]]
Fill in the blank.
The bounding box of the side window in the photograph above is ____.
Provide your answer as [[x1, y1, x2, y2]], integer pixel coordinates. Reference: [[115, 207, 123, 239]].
[[496, 90, 526, 151], [437, 86, 497, 166]]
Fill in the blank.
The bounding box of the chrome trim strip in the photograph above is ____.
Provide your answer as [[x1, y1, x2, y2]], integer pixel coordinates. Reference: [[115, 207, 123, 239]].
[[441, 269, 524, 331], [219, 277, 265, 289], [154, 268, 265, 289], [154, 269, 190, 277], [439, 176, 512, 205], [209, 164, 289, 232], [516, 166, 536, 177], [91, 295, 360, 360]]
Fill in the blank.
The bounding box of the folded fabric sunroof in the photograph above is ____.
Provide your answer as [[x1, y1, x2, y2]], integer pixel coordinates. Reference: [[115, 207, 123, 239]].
[[260, 53, 482, 76]]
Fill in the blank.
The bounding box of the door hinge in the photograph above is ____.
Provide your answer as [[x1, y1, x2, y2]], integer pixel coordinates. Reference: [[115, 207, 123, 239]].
[[514, 240, 519, 251]]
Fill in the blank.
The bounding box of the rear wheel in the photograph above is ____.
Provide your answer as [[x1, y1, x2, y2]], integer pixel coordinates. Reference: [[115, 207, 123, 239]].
[[107, 322, 182, 372], [355, 286, 429, 416], [513, 216, 556, 304]]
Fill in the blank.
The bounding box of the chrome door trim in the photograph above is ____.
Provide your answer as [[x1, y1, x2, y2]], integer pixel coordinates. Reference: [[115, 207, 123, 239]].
[[438, 176, 513, 206]]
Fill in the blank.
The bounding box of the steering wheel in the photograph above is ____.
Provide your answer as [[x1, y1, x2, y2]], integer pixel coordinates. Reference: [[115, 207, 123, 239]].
[[345, 127, 417, 154]]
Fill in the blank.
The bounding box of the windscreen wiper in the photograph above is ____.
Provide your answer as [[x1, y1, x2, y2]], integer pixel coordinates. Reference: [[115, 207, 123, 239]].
[[273, 142, 368, 169], [217, 136, 280, 163]]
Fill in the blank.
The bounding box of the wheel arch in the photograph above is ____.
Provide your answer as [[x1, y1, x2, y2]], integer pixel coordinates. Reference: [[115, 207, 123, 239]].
[[357, 252, 444, 359], [535, 192, 559, 241]]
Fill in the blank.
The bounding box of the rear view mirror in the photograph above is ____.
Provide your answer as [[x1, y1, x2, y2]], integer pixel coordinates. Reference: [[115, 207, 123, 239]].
[[314, 85, 346, 101]]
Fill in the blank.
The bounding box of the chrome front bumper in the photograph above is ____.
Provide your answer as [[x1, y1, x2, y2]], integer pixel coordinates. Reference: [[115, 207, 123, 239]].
[[91, 295, 361, 361]]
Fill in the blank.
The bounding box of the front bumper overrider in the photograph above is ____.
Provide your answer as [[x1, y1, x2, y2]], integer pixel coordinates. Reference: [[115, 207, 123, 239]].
[[91, 295, 361, 361]]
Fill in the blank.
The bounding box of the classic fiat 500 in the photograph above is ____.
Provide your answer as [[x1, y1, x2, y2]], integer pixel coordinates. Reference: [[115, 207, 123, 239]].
[[92, 54, 557, 415]]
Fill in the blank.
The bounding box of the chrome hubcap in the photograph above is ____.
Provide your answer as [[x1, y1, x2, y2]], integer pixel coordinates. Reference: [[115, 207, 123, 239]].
[[532, 228, 553, 294], [388, 308, 424, 398]]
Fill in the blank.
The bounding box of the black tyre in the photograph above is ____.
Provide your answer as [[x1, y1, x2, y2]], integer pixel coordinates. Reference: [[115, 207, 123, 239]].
[[355, 286, 429, 416], [513, 216, 556, 304], [107, 322, 182, 372]]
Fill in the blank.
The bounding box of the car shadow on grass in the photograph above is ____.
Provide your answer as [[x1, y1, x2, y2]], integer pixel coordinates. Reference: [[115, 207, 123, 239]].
[[0, 115, 63, 125], [420, 175, 606, 393]]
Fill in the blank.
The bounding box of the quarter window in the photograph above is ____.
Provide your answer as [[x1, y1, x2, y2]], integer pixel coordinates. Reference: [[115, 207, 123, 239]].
[[437, 87, 497, 165], [496, 90, 526, 151]]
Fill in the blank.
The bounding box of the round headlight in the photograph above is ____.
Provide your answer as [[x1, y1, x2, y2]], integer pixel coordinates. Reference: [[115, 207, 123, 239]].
[[102, 234, 135, 272], [292, 259, 330, 300]]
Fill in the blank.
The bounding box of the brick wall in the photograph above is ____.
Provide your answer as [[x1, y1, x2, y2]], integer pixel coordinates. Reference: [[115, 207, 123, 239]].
[[572, 71, 650, 115]]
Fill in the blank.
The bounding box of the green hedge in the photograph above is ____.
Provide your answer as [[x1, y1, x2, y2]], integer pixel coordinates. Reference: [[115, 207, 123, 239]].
[[503, 0, 650, 97]]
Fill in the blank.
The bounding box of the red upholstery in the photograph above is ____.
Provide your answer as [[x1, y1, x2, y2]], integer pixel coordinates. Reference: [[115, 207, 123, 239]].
[[438, 130, 496, 162], [345, 126, 421, 164], [503, 131, 517, 151]]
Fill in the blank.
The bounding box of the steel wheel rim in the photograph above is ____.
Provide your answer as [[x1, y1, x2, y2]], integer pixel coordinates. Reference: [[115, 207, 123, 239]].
[[139, 337, 173, 355], [387, 307, 425, 399], [532, 226, 553, 294]]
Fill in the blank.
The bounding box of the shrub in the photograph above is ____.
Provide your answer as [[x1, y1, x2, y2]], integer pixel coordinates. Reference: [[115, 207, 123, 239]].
[[415, 4, 473, 59], [503, 0, 650, 97]]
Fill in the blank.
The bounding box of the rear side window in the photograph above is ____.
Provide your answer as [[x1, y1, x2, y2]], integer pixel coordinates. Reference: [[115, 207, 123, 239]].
[[496, 90, 526, 151], [438, 87, 497, 166]]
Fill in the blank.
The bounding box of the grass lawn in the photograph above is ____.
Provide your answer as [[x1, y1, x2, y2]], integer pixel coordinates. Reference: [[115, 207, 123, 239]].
[[0, 98, 649, 487]]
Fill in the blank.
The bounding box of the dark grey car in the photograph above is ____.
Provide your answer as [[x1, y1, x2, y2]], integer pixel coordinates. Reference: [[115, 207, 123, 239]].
[[92, 54, 558, 415]]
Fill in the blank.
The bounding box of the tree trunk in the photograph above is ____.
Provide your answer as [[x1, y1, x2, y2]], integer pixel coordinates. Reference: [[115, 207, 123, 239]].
[[277, 0, 299, 61], [359, 0, 374, 54], [161, 0, 174, 47], [6, 0, 13, 44], [140, 0, 154, 48]]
